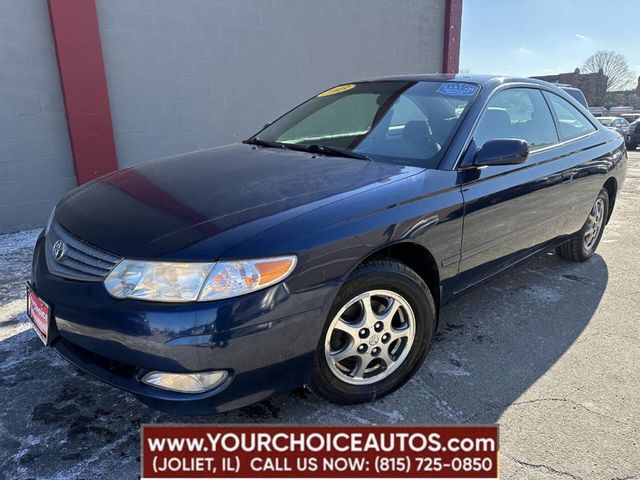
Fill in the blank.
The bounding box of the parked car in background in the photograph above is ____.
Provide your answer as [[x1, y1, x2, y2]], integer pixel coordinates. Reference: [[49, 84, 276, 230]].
[[597, 117, 631, 144], [627, 118, 640, 150], [530, 81, 588, 109], [560, 86, 589, 108], [28, 75, 627, 414], [620, 113, 640, 124]]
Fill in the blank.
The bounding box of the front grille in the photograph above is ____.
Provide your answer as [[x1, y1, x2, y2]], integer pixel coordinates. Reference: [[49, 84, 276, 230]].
[[45, 220, 121, 281]]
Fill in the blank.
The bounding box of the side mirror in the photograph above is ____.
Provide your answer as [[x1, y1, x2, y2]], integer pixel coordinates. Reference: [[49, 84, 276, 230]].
[[473, 139, 529, 167]]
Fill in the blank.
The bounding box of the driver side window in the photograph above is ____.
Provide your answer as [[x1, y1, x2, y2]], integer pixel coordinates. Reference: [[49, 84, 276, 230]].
[[474, 88, 558, 151]]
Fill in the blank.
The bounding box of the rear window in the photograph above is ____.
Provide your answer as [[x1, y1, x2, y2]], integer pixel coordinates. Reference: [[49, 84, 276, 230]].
[[546, 93, 597, 141]]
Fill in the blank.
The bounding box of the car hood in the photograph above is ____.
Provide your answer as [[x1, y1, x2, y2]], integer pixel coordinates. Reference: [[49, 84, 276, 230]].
[[55, 144, 420, 259]]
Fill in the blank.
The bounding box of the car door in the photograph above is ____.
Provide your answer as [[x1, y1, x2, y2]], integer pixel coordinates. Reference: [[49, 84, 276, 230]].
[[455, 87, 575, 291], [542, 91, 601, 234]]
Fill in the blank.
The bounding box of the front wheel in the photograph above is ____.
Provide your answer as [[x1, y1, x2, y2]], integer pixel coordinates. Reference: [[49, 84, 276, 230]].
[[556, 188, 609, 262], [311, 260, 435, 404]]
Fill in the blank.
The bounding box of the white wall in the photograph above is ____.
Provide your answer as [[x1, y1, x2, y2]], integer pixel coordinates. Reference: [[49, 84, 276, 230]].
[[96, 0, 446, 168], [0, 0, 76, 231]]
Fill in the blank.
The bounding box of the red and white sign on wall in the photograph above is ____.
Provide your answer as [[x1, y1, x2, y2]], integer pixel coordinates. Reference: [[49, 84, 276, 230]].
[[141, 425, 498, 479]]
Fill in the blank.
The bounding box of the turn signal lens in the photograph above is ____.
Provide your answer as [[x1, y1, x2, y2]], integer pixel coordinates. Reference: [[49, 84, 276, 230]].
[[255, 259, 295, 285], [198, 256, 297, 301]]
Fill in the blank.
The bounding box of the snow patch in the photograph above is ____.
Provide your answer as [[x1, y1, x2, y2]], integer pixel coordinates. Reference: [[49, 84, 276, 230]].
[[428, 359, 470, 377], [526, 285, 562, 303], [0, 229, 40, 256]]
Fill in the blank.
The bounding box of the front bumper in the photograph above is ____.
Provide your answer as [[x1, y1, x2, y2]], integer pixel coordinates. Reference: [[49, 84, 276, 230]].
[[31, 233, 337, 414]]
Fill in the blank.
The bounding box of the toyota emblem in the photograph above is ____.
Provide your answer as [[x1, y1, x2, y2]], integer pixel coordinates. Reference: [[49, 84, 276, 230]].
[[53, 240, 67, 261]]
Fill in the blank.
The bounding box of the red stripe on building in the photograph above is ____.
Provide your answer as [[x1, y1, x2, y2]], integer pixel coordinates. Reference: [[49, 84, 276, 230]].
[[48, 0, 117, 185], [443, 0, 463, 74]]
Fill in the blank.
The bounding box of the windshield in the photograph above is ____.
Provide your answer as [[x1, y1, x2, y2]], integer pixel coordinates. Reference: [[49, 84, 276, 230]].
[[253, 81, 479, 168], [598, 118, 614, 126]]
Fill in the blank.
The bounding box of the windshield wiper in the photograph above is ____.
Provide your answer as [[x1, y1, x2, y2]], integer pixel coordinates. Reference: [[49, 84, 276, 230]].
[[243, 138, 290, 149], [295, 144, 372, 161], [244, 138, 372, 161]]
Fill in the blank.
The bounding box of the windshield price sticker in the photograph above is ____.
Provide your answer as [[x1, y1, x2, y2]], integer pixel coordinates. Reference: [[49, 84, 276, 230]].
[[437, 83, 479, 96], [141, 425, 498, 479], [317, 84, 357, 97]]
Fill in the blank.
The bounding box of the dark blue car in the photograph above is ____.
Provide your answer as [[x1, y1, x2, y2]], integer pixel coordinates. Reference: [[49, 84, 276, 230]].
[[28, 75, 627, 414]]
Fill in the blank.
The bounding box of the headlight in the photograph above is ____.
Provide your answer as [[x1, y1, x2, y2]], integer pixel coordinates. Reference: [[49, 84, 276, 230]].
[[104, 256, 297, 302], [104, 260, 214, 302]]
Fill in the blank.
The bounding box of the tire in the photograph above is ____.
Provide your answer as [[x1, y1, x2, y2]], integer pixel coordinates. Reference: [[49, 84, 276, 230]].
[[311, 260, 435, 404], [627, 142, 638, 151], [556, 188, 609, 262]]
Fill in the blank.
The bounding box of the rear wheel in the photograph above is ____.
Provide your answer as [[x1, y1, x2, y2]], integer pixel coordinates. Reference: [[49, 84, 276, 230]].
[[556, 188, 609, 262], [311, 260, 434, 404]]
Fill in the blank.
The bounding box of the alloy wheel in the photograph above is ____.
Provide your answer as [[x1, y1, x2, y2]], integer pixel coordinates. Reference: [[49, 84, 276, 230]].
[[324, 289, 416, 385], [584, 198, 605, 252]]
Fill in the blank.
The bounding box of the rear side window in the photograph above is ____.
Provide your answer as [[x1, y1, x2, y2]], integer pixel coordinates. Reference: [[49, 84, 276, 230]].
[[474, 88, 558, 150], [545, 93, 596, 141]]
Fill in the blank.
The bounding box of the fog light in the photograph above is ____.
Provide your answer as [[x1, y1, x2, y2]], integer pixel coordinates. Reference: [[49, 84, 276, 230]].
[[141, 370, 228, 393]]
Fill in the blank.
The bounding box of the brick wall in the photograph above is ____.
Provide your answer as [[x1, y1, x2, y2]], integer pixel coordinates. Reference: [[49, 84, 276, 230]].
[[534, 69, 608, 107], [534, 69, 640, 109], [0, 0, 76, 232], [605, 77, 640, 109], [96, 0, 446, 168]]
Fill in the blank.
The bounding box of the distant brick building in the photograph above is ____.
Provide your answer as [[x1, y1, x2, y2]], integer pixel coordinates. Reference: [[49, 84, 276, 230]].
[[533, 68, 607, 106], [604, 77, 640, 109], [533, 68, 640, 109]]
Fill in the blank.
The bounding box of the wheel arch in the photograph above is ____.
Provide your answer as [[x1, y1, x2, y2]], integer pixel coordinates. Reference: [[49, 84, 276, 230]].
[[350, 241, 441, 320], [603, 176, 617, 224]]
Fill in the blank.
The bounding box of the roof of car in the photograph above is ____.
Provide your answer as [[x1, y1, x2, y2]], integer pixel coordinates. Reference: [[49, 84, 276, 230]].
[[357, 73, 551, 87]]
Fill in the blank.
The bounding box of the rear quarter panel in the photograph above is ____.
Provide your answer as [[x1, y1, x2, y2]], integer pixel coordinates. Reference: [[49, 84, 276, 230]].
[[564, 131, 627, 232]]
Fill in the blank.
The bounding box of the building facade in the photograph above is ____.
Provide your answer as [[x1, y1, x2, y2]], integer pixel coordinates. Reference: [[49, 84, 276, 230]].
[[533, 68, 608, 107], [534, 68, 640, 110], [0, 0, 462, 232], [604, 77, 640, 110]]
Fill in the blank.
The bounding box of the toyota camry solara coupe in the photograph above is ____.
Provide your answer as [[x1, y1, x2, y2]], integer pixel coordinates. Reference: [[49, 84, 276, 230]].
[[28, 75, 627, 414]]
